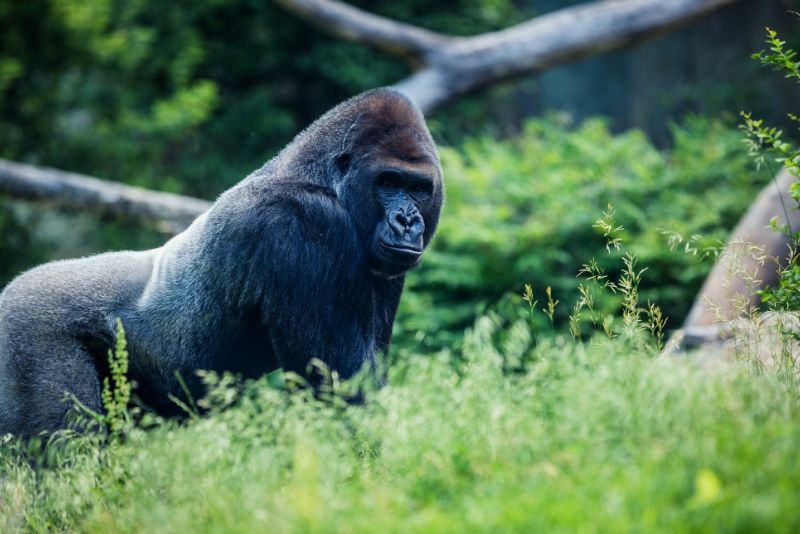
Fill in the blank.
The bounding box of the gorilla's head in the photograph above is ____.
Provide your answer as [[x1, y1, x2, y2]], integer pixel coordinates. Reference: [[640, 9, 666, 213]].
[[335, 89, 443, 278], [265, 88, 443, 278]]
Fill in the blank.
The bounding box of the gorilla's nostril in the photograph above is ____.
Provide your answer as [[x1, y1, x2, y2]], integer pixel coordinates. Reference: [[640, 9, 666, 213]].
[[406, 213, 423, 231], [389, 210, 423, 239]]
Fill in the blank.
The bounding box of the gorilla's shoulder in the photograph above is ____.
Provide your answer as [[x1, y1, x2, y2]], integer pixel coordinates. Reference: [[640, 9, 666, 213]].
[[278, 181, 338, 200], [267, 181, 346, 226], [226, 178, 339, 213], [211, 179, 351, 243], [3, 250, 152, 289]]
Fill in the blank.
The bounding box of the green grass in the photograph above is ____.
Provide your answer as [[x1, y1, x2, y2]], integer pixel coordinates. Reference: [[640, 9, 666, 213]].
[[2, 323, 799, 533]]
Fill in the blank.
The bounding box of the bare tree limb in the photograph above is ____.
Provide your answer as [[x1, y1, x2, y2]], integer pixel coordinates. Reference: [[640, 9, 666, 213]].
[[276, 0, 741, 113], [273, 0, 453, 61], [0, 158, 210, 233]]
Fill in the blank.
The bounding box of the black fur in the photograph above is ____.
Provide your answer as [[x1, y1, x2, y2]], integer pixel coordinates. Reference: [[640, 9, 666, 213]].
[[0, 88, 443, 435]]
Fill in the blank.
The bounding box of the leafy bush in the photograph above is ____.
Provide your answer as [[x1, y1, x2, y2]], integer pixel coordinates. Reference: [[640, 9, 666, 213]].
[[397, 115, 765, 350]]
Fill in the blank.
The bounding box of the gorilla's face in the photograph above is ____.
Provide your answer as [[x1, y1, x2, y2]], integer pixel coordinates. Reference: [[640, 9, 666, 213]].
[[368, 164, 439, 277], [331, 95, 443, 279], [336, 142, 441, 279]]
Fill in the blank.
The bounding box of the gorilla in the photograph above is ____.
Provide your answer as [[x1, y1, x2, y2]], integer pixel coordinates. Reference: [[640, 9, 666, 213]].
[[0, 88, 443, 435]]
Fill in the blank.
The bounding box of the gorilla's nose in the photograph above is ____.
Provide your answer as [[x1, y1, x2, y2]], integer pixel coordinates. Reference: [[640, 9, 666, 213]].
[[389, 209, 424, 240]]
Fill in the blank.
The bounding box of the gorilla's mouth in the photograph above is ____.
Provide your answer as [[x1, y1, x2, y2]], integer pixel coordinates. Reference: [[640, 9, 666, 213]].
[[370, 240, 423, 277], [379, 241, 423, 263]]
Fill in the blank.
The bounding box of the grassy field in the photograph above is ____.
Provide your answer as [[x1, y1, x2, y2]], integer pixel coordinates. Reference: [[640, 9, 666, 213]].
[[1, 318, 799, 533]]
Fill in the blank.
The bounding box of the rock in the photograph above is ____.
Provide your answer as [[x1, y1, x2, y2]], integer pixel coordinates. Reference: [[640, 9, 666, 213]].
[[666, 312, 800, 371]]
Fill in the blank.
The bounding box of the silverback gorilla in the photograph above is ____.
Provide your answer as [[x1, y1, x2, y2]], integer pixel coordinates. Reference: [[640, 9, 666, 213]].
[[0, 88, 443, 435]]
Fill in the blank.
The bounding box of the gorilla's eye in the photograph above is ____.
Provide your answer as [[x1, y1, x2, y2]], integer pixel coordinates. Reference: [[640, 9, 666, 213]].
[[411, 181, 433, 196], [376, 171, 402, 189]]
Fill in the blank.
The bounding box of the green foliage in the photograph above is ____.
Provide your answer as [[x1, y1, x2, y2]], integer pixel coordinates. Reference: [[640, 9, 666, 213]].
[[741, 26, 799, 195], [397, 115, 763, 350], [761, 261, 800, 310], [556, 210, 666, 352], [753, 27, 800, 84], [101, 319, 131, 438], [0, 201, 47, 283], [743, 26, 800, 311], [2, 318, 799, 531]]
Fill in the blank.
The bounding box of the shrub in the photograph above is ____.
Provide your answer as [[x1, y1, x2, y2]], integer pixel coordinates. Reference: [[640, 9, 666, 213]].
[[397, 115, 765, 350]]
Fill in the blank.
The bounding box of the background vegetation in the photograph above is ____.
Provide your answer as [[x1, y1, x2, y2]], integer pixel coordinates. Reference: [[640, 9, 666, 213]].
[[2, 1, 800, 531], [398, 115, 765, 349]]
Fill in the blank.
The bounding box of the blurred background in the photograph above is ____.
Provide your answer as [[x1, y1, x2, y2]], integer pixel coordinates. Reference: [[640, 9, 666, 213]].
[[0, 0, 798, 350]]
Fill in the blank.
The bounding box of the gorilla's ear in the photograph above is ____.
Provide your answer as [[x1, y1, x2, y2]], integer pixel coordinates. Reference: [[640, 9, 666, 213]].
[[335, 153, 352, 175]]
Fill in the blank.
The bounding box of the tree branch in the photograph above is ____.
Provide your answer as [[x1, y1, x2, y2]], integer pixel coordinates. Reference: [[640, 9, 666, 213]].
[[272, 0, 452, 61], [0, 158, 210, 233], [276, 0, 741, 113]]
